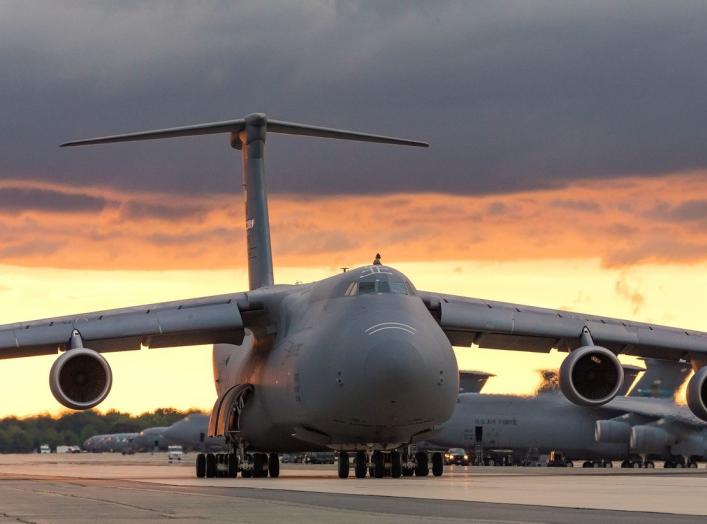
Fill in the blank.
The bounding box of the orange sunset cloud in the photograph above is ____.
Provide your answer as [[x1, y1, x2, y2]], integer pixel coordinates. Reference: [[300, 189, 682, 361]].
[[0, 172, 706, 270]]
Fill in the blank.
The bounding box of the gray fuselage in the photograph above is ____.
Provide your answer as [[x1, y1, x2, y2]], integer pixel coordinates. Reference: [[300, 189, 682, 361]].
[[212, 265, 459, 452]]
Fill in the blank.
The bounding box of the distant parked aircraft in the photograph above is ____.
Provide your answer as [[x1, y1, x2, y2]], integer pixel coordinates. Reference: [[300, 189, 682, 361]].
[[430, 360, 705, 468]]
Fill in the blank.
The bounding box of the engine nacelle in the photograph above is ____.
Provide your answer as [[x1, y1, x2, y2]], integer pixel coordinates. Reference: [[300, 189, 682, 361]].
[[559, 346, 624, 406], [49, 348, 112, 410], [686, 366, 707, 422], [595, 419, 631, 443], [630, 425, 669, 453]]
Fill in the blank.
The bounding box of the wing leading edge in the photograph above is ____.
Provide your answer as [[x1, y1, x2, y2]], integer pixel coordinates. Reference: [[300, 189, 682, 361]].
[[0, 292, 252, 359], [419, 291, 707, 361]]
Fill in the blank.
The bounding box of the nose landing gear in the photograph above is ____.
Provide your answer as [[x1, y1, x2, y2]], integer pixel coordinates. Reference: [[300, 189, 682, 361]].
[[355, 451, 367, 478], [338, 451, 350, 479]]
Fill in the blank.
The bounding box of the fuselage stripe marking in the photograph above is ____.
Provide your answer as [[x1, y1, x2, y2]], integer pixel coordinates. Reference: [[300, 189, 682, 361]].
[[367, 326, 416, 336], [365, 322, 417, 333]]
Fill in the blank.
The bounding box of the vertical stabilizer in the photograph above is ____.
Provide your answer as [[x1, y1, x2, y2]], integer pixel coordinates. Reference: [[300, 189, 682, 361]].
[[231, 114, 274, 289], [617, 364, 644, 396]]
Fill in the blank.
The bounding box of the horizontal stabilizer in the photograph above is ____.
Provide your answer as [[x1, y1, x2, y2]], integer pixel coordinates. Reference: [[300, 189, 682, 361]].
[[61, 113, 429, 148], [266, 119, 428, 147], [459, 370, 495, 393], [60, 119, 245, 147]]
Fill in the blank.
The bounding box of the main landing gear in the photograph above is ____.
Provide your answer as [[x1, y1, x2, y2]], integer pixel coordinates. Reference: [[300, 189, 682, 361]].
[[337, 448, 445, 479], [582, 459, 612, 468], [195, 451, 280, 478], [196, 447, 447, 479]]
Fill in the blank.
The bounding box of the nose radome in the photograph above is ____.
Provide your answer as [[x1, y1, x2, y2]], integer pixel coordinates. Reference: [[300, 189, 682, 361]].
[[364, 337, 428, 401]]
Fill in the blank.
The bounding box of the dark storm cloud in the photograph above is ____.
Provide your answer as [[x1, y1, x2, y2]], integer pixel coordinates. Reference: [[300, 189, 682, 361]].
[[551, 200, 601, 213], [2, 1, 707, 196], [0, 187, 106, 213], [120, 201, 207, 221], [646, 199, 707, 223], [0, 241, 61, 259]]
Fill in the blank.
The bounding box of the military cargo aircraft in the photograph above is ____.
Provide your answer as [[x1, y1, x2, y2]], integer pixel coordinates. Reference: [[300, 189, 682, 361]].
[[133, 426, 170, 452], [1, 113, 706, 480], [82, 432, 138, 454], [430, 359, 704, 468]]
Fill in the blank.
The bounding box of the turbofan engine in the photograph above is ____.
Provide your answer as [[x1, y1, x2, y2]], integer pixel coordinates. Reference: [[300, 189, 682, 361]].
[[559, 346, 623, 406], [49, 348, 112, 410], [630, 425, 669, 453], [686, 366, 707, 422], [595, 419, 631, 443]]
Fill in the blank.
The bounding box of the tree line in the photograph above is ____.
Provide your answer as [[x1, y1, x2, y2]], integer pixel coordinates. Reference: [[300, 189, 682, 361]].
[[0, 408, 202, 453]]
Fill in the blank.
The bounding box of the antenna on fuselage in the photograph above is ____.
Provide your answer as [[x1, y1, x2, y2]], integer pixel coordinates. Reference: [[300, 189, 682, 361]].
[[61, 113, 428, 290]]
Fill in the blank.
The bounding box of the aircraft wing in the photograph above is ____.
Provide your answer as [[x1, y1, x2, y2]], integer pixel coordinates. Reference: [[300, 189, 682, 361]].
[[0, 292, 255, 359], [602, 396, 706, 427], [418, 291, 707, 361]]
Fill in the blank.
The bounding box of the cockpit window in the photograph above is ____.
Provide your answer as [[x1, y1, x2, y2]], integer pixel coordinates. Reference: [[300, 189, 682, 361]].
[[358, 281, 376, 294], [344, 279, 411, 296], [390, 282, 408, 294]]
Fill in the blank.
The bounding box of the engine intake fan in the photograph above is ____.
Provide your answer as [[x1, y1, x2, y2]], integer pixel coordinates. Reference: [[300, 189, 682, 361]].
[[686, 366, 707, 422], [560, 345, 623, 407], [49, 348, 112, 410]]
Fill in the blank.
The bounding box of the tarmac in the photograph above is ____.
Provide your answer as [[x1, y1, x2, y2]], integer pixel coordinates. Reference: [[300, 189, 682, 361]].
[[0, 453, 705, 523]]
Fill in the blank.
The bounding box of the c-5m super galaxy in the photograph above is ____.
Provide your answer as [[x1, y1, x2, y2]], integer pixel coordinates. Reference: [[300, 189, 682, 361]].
[[1, 113, 707, 479], [431, 360, 706, 469]]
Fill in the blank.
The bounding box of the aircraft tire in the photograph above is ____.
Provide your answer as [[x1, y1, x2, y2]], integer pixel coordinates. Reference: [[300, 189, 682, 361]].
[[228, 453, 238, 477], [354, 452, 367, 478], [687, 461, 698, 468], [241, 467, 253, 478], [415, 452, 429, 477], [205, 453, 216, 478], [196, 453, 206, 478], [337, 452, 349, 479], [391, 451, 402, 478], [432, 452, 444, 477], [402, 466, 414, 476], [268, 453, 280, 478], [253, 453, 268, 478], [582, 461, 593, 468], [373, 451, 385, 478]]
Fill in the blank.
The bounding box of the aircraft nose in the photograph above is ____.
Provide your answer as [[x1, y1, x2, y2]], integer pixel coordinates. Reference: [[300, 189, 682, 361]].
[[364, 337, 428, 399]]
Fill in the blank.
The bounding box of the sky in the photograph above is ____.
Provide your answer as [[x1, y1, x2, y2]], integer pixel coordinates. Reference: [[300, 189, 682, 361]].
[[1, 1, 707, 416]]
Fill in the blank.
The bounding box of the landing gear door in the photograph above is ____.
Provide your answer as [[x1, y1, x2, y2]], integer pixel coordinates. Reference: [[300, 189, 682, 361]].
[[208, 383, 254, 438]]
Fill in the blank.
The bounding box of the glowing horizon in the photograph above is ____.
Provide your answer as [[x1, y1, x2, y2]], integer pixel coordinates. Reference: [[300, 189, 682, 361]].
[[1, 256, 704, 417]]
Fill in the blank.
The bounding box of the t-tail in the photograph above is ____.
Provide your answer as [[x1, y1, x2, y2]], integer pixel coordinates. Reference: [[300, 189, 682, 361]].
[[61, 113, 428, 290], [628, 357, 692, 398]]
